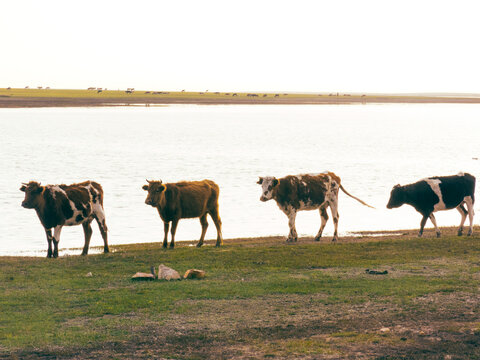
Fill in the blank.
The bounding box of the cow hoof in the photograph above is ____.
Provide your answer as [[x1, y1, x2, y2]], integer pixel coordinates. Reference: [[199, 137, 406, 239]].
[[103, 248, 109, 253], [162, 243, 168, 249], [436, 233, 441, 238], [457, 230, 463, 236], [196, 242, 203, 248], [467, 231, 473, 236], [169, 244, 175, 249], [417, 233, 423, 238], [314, 237, 321, 242], [81, 252, 87, 256]]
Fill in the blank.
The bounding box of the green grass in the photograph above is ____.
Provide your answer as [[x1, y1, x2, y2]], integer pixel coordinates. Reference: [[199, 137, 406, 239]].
[[1, 235, 479, 358], [0, 87, 324, 100]]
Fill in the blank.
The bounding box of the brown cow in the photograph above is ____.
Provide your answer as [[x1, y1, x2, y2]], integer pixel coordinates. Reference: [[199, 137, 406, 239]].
[[257, 172, 373, 242], [20, 181, 109, 258], [142, 179, 223, 248]]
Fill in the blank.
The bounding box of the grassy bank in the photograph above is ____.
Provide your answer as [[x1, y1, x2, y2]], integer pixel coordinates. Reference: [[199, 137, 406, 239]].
[[1, 232, 480, 359], [2, 88, 480, 107]]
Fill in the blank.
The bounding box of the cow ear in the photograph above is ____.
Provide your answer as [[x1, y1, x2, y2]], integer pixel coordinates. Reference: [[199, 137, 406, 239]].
[[257, 177, 263, 185], [142, 185, 149, 191], [159, 185, 166, 192], [273, 178, 279, 187], [20, 185, 26, 192]]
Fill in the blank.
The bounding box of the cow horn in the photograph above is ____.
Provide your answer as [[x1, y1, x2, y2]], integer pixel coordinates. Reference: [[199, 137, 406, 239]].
[[146, 179, 151, 184]]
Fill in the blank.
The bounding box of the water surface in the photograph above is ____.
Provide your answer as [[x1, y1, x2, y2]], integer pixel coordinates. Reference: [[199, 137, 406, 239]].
[[1, 104, 479, 256]]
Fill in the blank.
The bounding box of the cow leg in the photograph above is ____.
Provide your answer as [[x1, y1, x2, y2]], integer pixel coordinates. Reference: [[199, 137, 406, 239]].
[[418, 215, 429, 237], [429, 214, 441, 238], [456, 204, 468, 236], [314, 206, 329, 241], [52, 225, 63, 258], [170, 219, 179, 248], [93, 209, 109, 253], [209, 209, 223, 247], [329, 202, 340, 242], [163, 222, 170, 248], [286, 209, 298, 242], [45, 229, 53, 258], [197, 214, 209, 248], [81, 220, 93, 255], [465, 196, 475, 236]]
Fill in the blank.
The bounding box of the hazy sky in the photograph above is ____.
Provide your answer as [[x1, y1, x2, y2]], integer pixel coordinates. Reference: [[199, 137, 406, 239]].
[[2, 1, 480, 93]]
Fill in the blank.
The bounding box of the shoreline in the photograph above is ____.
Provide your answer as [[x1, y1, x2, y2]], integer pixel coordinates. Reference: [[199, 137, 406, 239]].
[[2, 226, 475, 258], [2, 88, 480, 108]]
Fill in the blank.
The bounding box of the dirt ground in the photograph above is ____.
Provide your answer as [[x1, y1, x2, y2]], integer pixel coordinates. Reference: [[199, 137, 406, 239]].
[[2, 95, 480, 108]]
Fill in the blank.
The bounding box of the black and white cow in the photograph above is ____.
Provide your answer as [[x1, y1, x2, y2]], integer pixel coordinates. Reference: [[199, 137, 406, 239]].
[[386, 172, 475, 237], [257, 172, 374, 242], [20, 181, 109, 257]]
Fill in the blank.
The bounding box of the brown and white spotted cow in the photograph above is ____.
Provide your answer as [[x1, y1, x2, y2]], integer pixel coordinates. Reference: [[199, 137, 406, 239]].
[[20, 181, 109, 258], [142, 179, 223, 248], [257, 172, 374, 242]]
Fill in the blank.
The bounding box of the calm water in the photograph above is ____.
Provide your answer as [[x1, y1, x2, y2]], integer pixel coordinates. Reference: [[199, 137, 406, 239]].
[[1, 104, 479, 256]]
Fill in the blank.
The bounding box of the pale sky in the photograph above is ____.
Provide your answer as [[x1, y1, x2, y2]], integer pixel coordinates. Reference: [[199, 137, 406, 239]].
[[1, 0, 480, 93]]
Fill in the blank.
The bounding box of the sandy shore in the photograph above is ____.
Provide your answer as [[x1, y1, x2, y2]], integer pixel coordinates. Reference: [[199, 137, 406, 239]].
[[2, 94, 480, 108]]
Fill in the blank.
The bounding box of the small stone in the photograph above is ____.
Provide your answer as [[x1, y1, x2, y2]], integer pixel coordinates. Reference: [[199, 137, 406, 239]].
[[131, 272, 155, 281], [380, 327, 390, 333], [85, 272, 93, 277], [183, 269, 206, 279], [158, 264, 181, 281]]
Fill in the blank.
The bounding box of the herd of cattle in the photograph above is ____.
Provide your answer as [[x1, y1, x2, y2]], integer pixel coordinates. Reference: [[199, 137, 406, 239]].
[[20, 171, 476, 258]]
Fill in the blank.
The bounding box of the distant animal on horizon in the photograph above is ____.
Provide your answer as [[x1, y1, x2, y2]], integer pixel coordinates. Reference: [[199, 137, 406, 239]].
[[20, 181, 109, 258], [387, 172, 475, 237], [257, 172, 374, 242], [142, 179, 223, 248]]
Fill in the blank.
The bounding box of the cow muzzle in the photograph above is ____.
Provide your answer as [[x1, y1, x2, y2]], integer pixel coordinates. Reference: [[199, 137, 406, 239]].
[[21, 201, 32, 208], [260, 196, 269, 202], [145, 199, 155, 207]]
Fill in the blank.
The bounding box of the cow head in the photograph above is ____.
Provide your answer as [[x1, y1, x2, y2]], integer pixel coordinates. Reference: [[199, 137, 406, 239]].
[[257, 176, 279, 202], [386, 184, 406, 209], [20, 181, 44, 209], [142, 180, 165, 207]]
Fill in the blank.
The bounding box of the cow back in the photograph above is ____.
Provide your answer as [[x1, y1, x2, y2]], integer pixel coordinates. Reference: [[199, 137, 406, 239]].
[[430, 173, 475, 208], [161, 180, 219, 220], [36, 181, 103, 229], [275, 174, 329, 209]]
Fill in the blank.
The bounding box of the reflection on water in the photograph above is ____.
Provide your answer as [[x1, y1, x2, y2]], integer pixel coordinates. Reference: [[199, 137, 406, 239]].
[[1, 104, 479, 256]]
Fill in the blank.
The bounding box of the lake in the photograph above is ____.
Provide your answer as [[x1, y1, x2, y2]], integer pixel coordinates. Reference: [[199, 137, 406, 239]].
[[1, 104, 479, 256]]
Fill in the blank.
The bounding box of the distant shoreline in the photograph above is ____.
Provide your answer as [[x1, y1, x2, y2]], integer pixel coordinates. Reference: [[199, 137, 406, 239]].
[[1, 88, 480, 108]]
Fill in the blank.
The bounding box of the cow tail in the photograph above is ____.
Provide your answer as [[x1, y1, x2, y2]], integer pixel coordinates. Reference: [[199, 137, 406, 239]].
[[339, 184, 375, 209]]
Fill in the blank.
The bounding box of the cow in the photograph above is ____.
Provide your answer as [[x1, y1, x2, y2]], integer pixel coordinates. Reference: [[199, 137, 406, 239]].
[[20, 181, 109, 258], [142, 179, 223, 248], [257, 172, 374, 242], [386, 172, 476, 237]]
